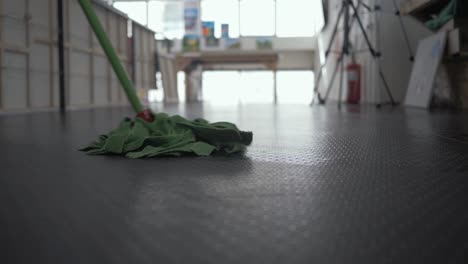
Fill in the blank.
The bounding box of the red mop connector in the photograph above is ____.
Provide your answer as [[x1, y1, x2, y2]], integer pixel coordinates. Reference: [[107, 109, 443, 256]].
[[137, 109, 155, 123]]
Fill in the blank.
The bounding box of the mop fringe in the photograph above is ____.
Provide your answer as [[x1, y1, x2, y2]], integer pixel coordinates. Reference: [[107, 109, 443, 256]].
[[81, 113, 253, 158]]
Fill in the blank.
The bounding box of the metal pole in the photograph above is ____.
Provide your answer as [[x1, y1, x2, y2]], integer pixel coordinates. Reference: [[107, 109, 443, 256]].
[[392, 0, 414, 61], [337, 0, 350, 109], [57, 0, 66, 113], [338, 52, 345, 110], [322, 52, 344, 103], [349, 0, 396, 106], [311, 5, 345, 105]]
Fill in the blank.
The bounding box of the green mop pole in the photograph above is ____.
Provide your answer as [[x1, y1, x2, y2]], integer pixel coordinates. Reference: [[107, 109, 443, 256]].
[[77, 0, 154, 121]]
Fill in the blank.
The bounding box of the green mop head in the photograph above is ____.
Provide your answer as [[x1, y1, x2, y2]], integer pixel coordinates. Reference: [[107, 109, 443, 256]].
[[77, 0, 252, 158], [81, 113, 253, 158]]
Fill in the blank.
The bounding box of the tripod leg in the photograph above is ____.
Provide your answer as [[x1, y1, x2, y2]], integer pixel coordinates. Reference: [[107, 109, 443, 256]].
[[321, 53, 344, 104], [312, 6, 346, 105], [338, 54, 345, 110], [347, 0, 364, 34], [392, 0, 414, 61], [349, 1, 378, 56], [378, 67, 396, 105], [324, 5, 345, 57], [311, 64, 325, 105], [349, 0, 397, 106]]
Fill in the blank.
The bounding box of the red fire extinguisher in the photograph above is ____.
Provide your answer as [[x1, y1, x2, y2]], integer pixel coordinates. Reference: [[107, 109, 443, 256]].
[[346, 58, 361, 104]]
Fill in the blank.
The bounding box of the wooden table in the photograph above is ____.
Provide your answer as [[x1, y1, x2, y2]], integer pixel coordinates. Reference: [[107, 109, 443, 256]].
[[174, 51, 280, 102], [175, 51, 279, 71]]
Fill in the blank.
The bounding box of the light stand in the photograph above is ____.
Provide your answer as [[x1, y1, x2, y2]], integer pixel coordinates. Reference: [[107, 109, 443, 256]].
[[311, 0, 398, 108]]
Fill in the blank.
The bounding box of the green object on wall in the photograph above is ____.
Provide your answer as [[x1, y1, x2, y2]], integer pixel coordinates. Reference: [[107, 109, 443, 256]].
[[77, 0, 143, 114], [425, 0, 458, 31], [80, 113, 253, 158]]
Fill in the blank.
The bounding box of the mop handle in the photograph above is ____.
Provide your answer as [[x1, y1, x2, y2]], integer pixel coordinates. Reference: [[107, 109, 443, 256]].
[[77, 0, 149, 118]]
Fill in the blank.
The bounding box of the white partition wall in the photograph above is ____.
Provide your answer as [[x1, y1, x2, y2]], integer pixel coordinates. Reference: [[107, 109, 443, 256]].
[[0, 0, 156, 111], [132, 22, 156, 102], [1, 0, 29, 109]]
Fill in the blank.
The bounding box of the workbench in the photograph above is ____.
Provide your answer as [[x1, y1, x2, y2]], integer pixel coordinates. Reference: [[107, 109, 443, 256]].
[[174, 51, 280, 102]]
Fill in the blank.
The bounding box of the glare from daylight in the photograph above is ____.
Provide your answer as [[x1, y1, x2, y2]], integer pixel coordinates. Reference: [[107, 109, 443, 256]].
[[200, 71, 314, 105], [113, 0, 325, 38], [113, 0, 324, 105], [201, 0, 240, 38]]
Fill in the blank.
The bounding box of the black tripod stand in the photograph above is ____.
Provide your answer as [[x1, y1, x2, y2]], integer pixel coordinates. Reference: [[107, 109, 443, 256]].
[[311, 0, 398, 108]]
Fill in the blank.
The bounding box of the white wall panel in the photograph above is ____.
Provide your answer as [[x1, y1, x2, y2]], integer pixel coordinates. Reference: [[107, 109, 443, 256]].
[[110, 73, 121, 104], [29, 0, 52, 108], [0, 0, 148, 110], [133, 25, 155, 93], [108, 14, 119, 51], [93, 55, 108, 105], [69, 0, 90, 49], [2, 52, 28, 109], [2, 0, 26, 41], [69, 50, 91, 106], [30, 0, 49, 39], [135, 58, 142, 89], [92, 6, 107, 54], [3, 0, 25, 16], [30, 44, 51, 107], [119, 19, 127, 54]]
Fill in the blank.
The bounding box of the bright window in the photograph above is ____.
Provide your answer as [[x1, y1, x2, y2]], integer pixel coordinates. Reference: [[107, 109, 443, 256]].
[[201, 0, 240, 38], [113, 1, 147, 26], [202, 70, 314, 105], [114, 1, 184, 39], [203, 71, 242, 105], [177, 71, 186, 103], [157, 1, 184, 39], [238, 71, 274, 103], [240, 0, 275, 36], [276, 0, 325, 37], [203, 71, 274, 105], [113, 0, 324, 39], [277, 71, 314, 104]]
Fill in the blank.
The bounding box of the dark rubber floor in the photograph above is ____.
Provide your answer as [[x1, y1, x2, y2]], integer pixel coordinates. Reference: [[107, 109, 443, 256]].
[[1, 104, 468, 264]]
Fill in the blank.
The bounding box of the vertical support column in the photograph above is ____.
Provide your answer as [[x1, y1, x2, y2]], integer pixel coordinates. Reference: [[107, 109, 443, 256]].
[[106, 9, 111, 104], [271, 62, 277, 104], [48, 0, 55, 107], [139, 27, 144, 93], [374, 0, 383, 103], [185, 68, 191, 103], [116, 16, 121, 103], [89, 5, 94, 105], [273, 70, 277, 104], [130, 22, 136, 84], [57, 0, 66, 113], [65, 0, 70, 106], [340, 0, 350, 105], [0, 0, 3, 110], [25, 0, 31, 108]]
